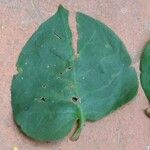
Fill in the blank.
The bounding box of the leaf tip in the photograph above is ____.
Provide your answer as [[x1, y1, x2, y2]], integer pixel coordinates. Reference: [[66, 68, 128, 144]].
[[58, 4, 68, 13]]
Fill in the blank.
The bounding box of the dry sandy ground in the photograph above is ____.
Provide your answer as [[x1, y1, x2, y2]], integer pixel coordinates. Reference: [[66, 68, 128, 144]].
[[0, 0, 150, 150]]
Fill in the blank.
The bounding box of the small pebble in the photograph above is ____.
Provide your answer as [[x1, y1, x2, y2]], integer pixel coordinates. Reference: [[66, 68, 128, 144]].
[[13, 146, 18, 150], [1, 25, 4, 29], [145, 108, 150, 118]]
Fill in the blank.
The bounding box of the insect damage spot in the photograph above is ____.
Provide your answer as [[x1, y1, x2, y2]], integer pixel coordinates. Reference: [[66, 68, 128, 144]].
[[17, 67, 23, 74], [72, 97, 79, 102], [40, 97, 46, 102], [42, 84, 47, 88], [24, 105, 30, 111], [47, 65, 50, 68], [54, 32, 62, 39]]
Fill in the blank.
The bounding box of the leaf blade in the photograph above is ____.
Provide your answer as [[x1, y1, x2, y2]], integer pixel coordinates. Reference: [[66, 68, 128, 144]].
[[12, 5, 79, 141], [11, 6, 138, 141], [75, 12, 138, 121]]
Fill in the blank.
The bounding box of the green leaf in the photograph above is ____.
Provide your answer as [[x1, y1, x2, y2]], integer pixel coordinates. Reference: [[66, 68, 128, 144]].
[[140, 42, 150, 118], [140, 41, 150, 101], [11, 5, 138, 141]]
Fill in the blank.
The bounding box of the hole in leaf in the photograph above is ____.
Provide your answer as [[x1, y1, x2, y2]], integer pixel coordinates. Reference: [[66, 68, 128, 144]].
[[40, 97, 46, 102], [68, 67, 72, 70], [42, 84, 47, 88], [72, 97, 79, 102]]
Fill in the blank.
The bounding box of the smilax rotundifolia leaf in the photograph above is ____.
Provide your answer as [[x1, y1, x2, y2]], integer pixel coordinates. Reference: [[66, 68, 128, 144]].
[[11, 5, 138, 141]]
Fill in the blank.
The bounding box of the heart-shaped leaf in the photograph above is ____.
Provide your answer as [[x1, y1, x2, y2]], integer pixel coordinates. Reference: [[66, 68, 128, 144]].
[[11, 5, 138, 141]]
